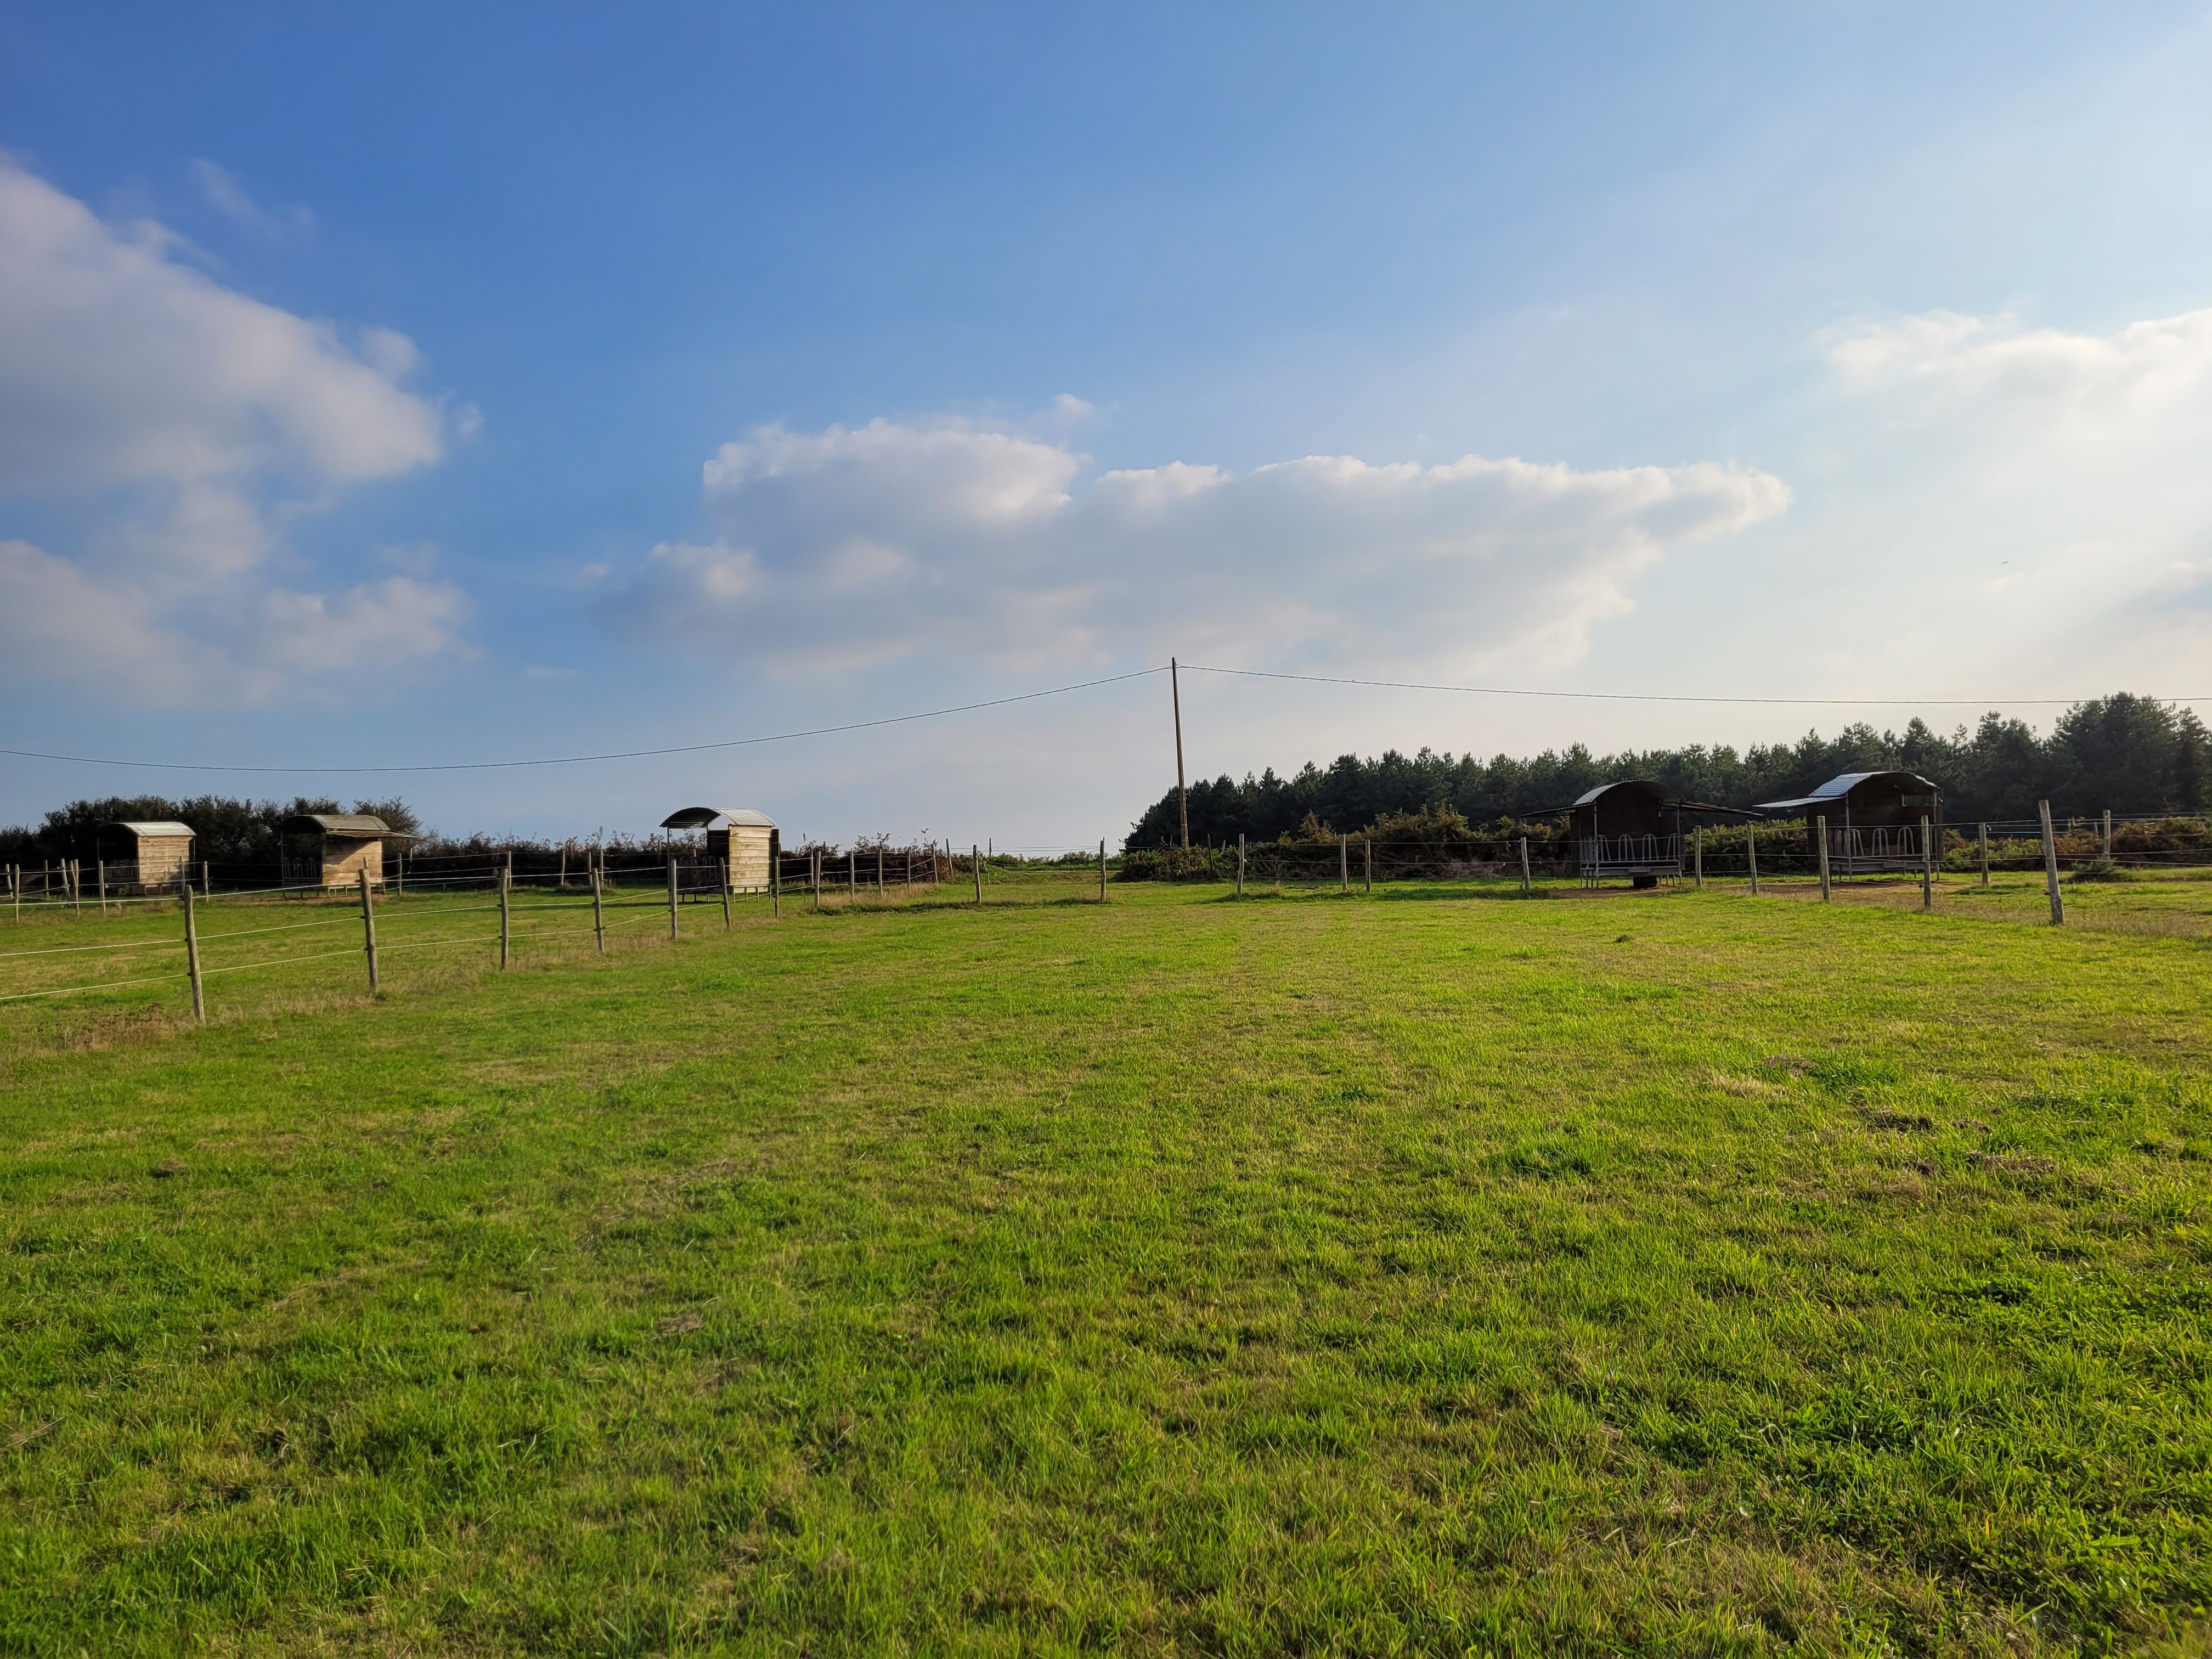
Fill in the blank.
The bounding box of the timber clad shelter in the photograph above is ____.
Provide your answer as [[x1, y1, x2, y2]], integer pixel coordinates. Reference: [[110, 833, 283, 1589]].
[[658, 807, 778, 893], [1753, 771, 1943, 874], [280, 813, 414, 889], [1567, 779, 1739, 888], [101, 821, 195, 892]]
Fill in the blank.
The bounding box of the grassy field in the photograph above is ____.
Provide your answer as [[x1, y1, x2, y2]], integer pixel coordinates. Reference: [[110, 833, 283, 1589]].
[[2, 870, 2209, 1655]]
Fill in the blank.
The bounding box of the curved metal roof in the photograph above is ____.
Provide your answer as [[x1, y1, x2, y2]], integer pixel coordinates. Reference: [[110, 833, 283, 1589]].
[[1754, 770, 1939, 812], [107, 820, 195, 838], [659, 805, 777, 831], [1570, 778, 1669, 808], [280, 812, 417, 838]]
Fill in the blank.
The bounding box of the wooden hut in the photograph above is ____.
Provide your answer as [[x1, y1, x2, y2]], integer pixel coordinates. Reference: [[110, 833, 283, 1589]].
[[101, 820, 195, 893], [280, 812, 413, 889], [1753, 771, 1942, 874], [659, 806, 778, 892], [1567, 780, 1743, 887]]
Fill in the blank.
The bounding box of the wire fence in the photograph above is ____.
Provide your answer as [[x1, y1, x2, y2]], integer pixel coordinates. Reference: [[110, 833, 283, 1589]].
[[3, 810, 2206, 1022]]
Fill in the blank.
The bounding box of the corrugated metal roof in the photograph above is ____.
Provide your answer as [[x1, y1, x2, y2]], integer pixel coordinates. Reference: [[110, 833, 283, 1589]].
[[1754, 770, 1939, 812], [1570, 779, 1668, 808], [659, 806, 778, 830], [108, 820, 195, 838], [281, 812, 399, 836]]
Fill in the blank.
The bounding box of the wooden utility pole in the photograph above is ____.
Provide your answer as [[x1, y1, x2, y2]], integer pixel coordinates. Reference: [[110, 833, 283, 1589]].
[[1171, 657, 1189, 849]]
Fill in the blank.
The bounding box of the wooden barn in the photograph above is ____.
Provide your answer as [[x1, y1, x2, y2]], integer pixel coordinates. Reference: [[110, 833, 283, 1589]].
[[1753, 771, 1942, 874], [1567, 780, 1743, 887], [659, 806, 778, 892], [280, 813, 413, 889], [101, 820, 196, 893]]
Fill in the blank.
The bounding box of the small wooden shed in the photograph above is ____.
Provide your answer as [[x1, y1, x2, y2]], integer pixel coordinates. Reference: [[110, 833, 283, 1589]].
[[280, 812, 412, 889], [103, 820, 196, 892], [1753, 771, 1942, 874], [659, 806, 778, 892], [1567, 780, 1739, 887]]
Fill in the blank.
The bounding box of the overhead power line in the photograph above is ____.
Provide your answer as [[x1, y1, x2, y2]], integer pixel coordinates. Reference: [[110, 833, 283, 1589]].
[[0, 668, 1169, 776], [1, 662, 2199, 777], [1180, 664, 2207, 708]]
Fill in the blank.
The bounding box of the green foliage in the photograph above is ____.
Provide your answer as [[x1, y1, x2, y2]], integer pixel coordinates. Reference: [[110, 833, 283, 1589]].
[[1115, 845, 1228, 881], [1129, 692, 2208, 849], [2, 880, 2209, 1651]]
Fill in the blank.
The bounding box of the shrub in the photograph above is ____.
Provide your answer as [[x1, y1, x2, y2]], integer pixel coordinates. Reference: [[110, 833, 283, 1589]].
[[1116, 847, 1229, 883]]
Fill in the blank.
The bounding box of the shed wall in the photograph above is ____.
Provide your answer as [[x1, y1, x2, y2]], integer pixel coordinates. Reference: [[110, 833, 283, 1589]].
[[136, 834, 194, 889], [320, 837, 385, 888]]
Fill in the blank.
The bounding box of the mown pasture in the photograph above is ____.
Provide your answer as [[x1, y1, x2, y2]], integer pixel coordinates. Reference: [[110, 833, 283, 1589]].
[[2, 871, 2209, 1655]]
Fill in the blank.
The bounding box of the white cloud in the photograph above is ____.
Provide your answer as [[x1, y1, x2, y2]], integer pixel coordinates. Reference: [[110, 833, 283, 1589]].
[[0, 157, 469, 703], [605, 415, 1790, 678], [190, 159, 312, 238], [1804, 305, 2212, 691]]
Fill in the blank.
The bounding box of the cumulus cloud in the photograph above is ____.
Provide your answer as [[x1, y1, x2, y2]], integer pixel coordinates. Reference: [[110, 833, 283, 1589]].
[[605, 416, 1790, 676], [0, 157, 469, 703]]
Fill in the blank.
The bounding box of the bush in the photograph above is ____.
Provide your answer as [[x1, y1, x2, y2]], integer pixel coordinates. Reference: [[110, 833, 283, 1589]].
[[1116, 847, 1228, 883]]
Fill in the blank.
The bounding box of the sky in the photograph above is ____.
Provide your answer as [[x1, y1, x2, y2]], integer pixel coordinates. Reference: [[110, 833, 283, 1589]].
[[3, 2, 2210, 851]]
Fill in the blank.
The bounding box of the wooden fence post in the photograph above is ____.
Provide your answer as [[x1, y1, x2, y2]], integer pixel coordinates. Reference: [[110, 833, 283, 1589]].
[[1519, 836, 1531, 895], [1099, 838, 1108, 902], [359, 867, 380, 993], [70, 860, 80, 913], [772, 849, 781, 917], [849, 849, 857, 900], [811, 850, 821, 910], [501, 867, 514, 967], [2102, 809, 2113, 859], [395, 853, 404, 898], [1694, 826, 1703, 889], [591, 864, 605, 954], [202, 860, 211, 898], [1978, 823, 1990, 887], [1364, 838, 1372, 894], [877, 847, 885, 900], [1816, 815, 1830, 901], [721, 857, 732, 930], [182, 882, 205, 1023], [1920, 816, 1933, 911], [558, 848, 567, 890], [666, 853, 679, 941], [1746, 824, 1759, 895], [2038, 800, 2064, 926], [1339, 834, 1348, 894], [1237, 833, 1245, 898], [97, 859, 108, 917], [973, 845, 983, 905]]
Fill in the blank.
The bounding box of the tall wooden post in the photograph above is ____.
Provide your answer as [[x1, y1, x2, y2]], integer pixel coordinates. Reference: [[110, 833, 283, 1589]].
[[1694, 826, 1703, 889], [182, 882, 205, 1024], [97, 859, 108, 917], [1364, 839, 1372, 894], [877, 847, 885, 899], [721, 857, 732, 930], [1237, 833, 1245, 898], [2039, 800, 2064, 926], [2102, 809, 2113, 859], [811, 850, 821, 910], [558, 848, 567, 890], [772, 848, 781, 917], [501, 867, 513, 967], [973, 845, 983, 905], [1978, 823, 1990, 888], [1816, 815, 1831, 901], [394, 852, 404, 898], [1746, 823, 1759, 895], [666, 853, 679, 941], [1171, 657, 1189, 850], [359, 867, 380, 993], [1099, 838, 1108, 902], [1920, 816, 1934, 911], [202, 860, 210, 899], [1339, 834, 1348, 894], [1519, 837, 1531, 895], [591, 864, 605, 954]]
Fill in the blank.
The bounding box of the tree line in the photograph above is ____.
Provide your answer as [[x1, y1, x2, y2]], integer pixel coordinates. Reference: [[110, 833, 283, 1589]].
[[1127, 693, 2208, 848], [0, 797, 425, 868]]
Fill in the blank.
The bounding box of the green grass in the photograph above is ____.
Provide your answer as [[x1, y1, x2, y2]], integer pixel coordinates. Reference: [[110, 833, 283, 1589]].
[[2, 873, 2209, 1655]]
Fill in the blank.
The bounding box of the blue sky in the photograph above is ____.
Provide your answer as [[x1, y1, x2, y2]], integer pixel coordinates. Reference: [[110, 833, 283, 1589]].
[[4, 4, 2210, 848]]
